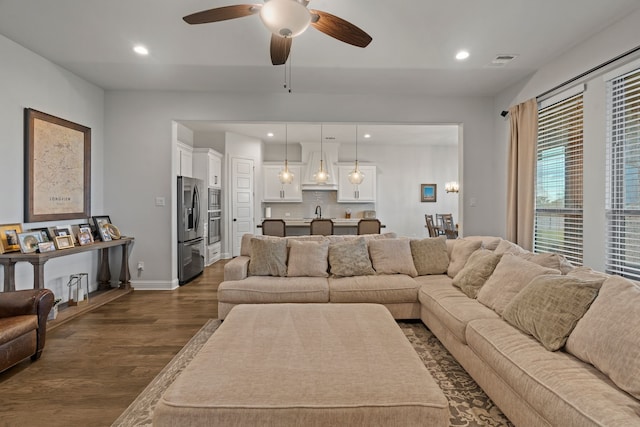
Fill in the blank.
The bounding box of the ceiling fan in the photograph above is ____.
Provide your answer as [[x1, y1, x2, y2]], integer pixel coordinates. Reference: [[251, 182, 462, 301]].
[[183, 0, 372, 66]]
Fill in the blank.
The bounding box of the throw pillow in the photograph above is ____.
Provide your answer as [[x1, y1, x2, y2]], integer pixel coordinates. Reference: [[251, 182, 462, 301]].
[[518, 252, 574, 274], [410, 236, 449, 275], [248, 237, 288, 277], [452, 249, 502, 298], [493, 239, 528, 255], [328, 237, 375, 277], [287, 239, 330, 277], [567, 266, 610, 283], [476, 255, 560, 315], [462, 236, 502, 251], [447, 239, 482, 278], [369, 238, 418, 277], [502, 275, 601, 351], [565, 276, 640, 400]]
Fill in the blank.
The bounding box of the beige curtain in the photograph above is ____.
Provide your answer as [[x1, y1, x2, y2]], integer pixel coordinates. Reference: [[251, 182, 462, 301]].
[[506, 98, 538, 250]]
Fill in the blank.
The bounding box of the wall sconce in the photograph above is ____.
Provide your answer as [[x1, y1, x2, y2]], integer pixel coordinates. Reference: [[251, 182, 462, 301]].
[[445, 181, 460, 193]]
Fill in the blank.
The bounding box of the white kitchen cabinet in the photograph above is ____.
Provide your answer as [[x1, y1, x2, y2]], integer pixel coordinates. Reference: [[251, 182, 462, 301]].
[[263, 164, 302, 202], [177, 142, 193, 177], [206, 241, 222, 266], [194, 148, 223, 188], [337, 165, 376, 203]]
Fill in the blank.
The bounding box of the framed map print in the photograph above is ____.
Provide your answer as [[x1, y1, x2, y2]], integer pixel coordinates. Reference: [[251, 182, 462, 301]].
[[24, 108, 91, 222]]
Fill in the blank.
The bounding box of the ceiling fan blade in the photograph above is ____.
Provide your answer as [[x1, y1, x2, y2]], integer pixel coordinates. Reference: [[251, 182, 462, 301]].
[[309, 10, 372, 48], [183, 5, 261, 25], [271, 34, 292, 65]]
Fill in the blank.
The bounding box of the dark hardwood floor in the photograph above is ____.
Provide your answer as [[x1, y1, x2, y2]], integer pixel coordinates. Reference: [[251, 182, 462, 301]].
[[0, 260, 226, 427]]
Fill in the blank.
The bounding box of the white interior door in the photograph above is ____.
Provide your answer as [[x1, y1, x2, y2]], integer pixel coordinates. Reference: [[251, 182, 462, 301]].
[[231, 157, 254, 257]]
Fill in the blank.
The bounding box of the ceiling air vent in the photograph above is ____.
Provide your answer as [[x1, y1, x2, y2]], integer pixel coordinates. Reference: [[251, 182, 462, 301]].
[[489, 54, 518, 66]]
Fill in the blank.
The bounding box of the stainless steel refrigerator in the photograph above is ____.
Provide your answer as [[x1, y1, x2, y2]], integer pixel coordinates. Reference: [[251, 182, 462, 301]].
[[177, 176, 205, 285]]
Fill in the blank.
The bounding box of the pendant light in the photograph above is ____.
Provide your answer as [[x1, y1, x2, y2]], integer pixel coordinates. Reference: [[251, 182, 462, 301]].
[[278, 124, 294, 184], [348, 125, 365, 185], [314, 124, 329, 184]]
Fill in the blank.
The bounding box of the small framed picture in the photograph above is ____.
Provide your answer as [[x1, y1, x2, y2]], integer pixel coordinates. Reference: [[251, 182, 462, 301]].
[[55, 235, 75, 249], [92, 216, 112, 241], [38, 241, 56, 253], [421, 184, 437, 203], [77, 231, 93, 246], [99, 227, 112, 242], [30, 227, 52, 242], [0, 224, 23, 254], [55, 225, 77, 245], [18, 231, 43, 253]]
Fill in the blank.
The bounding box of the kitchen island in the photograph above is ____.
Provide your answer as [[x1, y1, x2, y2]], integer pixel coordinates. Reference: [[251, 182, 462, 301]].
[[259, 218, 384, 235]]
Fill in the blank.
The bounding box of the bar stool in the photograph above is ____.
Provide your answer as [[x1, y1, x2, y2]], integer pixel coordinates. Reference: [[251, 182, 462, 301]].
[[67, 273, 89, 306]]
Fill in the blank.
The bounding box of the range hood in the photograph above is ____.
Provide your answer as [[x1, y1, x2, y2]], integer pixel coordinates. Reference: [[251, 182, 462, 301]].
[[300, 142, 338, 190]]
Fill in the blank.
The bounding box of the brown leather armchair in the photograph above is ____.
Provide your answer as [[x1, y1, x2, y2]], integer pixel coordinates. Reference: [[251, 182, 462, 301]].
[[0, 288, 54, 373]]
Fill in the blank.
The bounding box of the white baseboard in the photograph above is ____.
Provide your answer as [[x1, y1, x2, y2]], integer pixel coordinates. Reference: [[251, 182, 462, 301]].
[[130, 279, 179, 291]]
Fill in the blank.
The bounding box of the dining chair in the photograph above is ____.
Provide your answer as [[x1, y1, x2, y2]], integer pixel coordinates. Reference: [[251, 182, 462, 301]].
[[357, 219, 381, 235], [262, 219, 286, 237], [310, 219, 334, 236], [424, 214, 439, 237], [438, 213, 458, 239]]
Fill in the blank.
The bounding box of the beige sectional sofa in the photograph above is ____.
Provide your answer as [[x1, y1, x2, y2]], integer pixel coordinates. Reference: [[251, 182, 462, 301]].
[[219, 233, 640, 426]]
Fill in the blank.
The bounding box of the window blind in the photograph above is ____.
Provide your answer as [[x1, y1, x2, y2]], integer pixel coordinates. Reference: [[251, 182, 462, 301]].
[[534, 94, 584, 265], [606, 66, 640, 281]]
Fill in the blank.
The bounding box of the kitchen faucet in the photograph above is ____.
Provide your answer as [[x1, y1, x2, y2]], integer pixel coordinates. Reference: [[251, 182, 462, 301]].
[[315, 205, 322, 219]]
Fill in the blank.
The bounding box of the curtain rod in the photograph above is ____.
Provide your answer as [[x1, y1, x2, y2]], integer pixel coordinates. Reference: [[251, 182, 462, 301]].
[[537, 44, 640, 101]]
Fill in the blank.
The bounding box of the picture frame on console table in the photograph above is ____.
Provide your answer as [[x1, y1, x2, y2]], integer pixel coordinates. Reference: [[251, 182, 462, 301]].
[[421, 184, 437, 202], [54, 235, 75, 250], [92, 215, 112, 241], [0, 223, 23, 254], [24, 108, 91, 223]]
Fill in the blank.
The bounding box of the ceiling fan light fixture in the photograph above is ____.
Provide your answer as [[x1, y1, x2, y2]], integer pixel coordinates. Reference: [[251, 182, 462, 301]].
[[260, 0, 311, 38]]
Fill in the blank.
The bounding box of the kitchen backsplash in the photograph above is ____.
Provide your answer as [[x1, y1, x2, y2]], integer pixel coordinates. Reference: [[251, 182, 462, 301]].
[[263, 191, 375, 219]]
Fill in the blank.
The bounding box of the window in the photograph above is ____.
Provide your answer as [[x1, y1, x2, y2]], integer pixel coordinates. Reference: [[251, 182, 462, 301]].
[[606, 66, 640, 281], [534, 94, 584, 265]]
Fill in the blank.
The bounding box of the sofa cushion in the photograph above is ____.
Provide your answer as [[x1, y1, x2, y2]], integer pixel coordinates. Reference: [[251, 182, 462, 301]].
[[287, 240, 329, 278], [248, 238, 288, 277], [447, 239, 482, 278], [466, 318, 640, 426], [452, 249, 502, 298], [502, 275, 601, 351], [329, 275, 419, 303], [410, 236, 449, 275], [517, 252, 574, 274], [476, 255, 560, 315], [369, 238, 418, 277], [218, 277, 329, 304], [418, 284, 499, 345], [567, 266, 610, 282], [328, 237, 375, 277], [566, 276, 640, 400]]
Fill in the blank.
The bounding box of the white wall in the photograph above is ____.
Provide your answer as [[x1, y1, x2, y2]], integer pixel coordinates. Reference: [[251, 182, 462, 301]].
[[494, 8, 640, 270], [0, 34, 105, 301]]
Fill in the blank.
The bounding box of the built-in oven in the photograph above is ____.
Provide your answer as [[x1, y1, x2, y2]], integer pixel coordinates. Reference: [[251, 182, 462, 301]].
[[208, 211, 221, 244], [208, 188, 222, 244]]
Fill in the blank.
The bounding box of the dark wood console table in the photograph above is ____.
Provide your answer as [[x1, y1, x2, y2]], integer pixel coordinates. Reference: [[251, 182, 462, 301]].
[[0, 237, 134, 292]]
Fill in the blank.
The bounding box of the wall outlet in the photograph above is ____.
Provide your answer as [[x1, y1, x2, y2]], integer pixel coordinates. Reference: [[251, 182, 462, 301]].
[[137, 261, 144, 271], [285, 212, 290, 217]]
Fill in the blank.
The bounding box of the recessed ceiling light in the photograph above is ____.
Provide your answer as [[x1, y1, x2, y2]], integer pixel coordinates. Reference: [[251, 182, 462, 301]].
[[363, 134, 371, 139], [267, 132, 274, 137], [133, 45, 149, 56], [455, 50, 469, 60]]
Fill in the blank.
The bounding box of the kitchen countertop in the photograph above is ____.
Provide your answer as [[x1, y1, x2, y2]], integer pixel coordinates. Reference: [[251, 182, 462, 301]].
[[260, 218, 383, 227]]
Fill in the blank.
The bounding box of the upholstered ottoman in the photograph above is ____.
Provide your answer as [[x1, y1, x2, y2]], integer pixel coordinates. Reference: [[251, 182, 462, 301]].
[[153, 303, 449, 426]]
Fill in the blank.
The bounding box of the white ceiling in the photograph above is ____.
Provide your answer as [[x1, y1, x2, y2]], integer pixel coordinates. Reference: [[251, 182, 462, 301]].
[[2, 1, 638, 145], [1, 0, 639, 96]]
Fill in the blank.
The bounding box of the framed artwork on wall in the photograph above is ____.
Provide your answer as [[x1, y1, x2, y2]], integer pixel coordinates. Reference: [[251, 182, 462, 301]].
[[421, 184, 437, 202], [24, 108, 91, 223]]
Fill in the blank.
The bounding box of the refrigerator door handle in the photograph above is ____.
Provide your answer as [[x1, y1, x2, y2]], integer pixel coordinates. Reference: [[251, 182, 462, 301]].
[[193, 184, 200, 233]]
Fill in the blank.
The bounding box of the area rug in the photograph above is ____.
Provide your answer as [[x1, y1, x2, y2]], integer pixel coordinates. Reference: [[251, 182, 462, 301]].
[[112, 319, 513, 427]]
